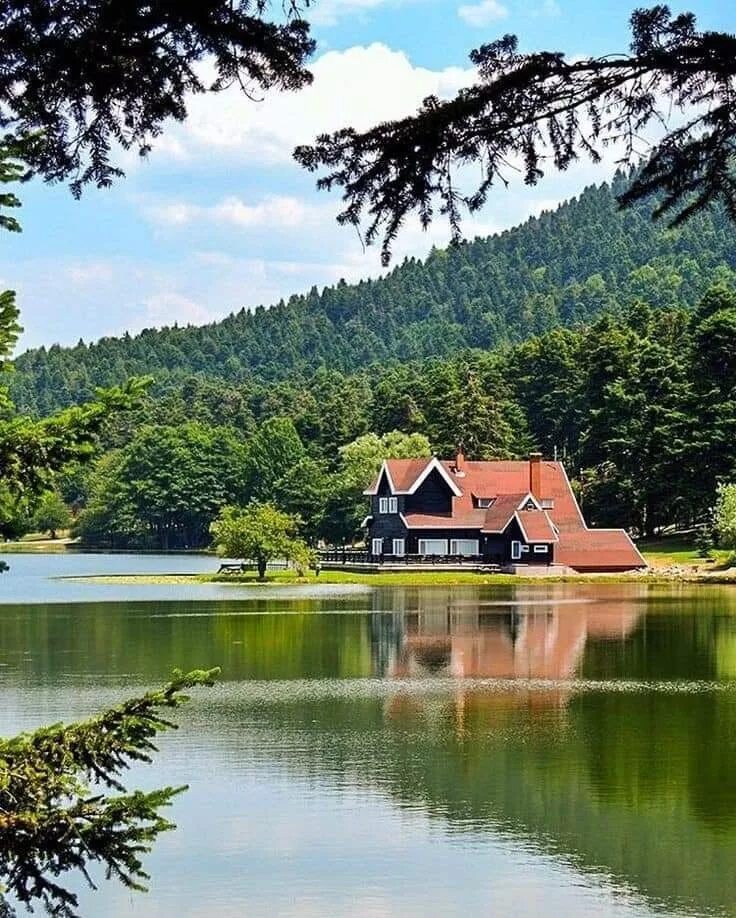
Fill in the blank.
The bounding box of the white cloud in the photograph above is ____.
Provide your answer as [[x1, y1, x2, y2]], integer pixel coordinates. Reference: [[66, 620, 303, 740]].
[[144, 195, 313, 230], [211, 196, 308, 228], [142, 291, 216, 328], [310, 0, 394, 27], [457, 0, 508, 27], [148, 201, 199, 226], [64, 260, 116, 285], [160, 44, 475, 166]]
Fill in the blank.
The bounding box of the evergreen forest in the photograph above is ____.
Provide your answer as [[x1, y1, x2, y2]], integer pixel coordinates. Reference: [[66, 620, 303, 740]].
[[6, 174, 736, 550]]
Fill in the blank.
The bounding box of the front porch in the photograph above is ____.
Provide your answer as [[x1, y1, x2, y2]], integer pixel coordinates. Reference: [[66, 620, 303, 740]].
[[316, 549, 571, 576]]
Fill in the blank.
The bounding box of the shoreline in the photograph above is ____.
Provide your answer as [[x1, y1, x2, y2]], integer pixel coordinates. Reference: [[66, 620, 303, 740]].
[[59, 568, 736, 587]]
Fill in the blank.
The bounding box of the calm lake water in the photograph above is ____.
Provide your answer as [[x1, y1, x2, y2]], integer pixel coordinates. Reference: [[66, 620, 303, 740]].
[[2, 554, 736, 917]]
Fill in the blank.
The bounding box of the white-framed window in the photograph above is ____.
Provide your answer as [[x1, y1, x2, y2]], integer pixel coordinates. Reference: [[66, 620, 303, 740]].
[[450, 539, 479, 556], [372, 538, 384, 556], [392, 538, 405, 557], [533, 544, 548, 554], [419, 538, 448, 556], [541, 498, 555, 509], [521, 545, 530, 553], [477, 497, 495, 509], [511, 541, 522, 561], [378, 496, 398, 514]]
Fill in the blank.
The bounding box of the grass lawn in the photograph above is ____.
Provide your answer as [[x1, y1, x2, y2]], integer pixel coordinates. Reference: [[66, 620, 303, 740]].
[[1, 533, 74, 553], [637, 535, 731, 569], [208, 569, 523, 586]]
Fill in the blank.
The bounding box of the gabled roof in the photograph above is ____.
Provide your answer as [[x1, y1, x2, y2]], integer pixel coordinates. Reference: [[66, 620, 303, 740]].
[[515, 510, 558, 543], [366, 455, 646, 571], [364, 457, 462, 496], [481, 494, 527, 532]]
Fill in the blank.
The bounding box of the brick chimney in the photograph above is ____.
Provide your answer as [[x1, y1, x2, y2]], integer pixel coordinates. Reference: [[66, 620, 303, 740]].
[[454, 448, 466, 477], [529, 452, 542, 499]]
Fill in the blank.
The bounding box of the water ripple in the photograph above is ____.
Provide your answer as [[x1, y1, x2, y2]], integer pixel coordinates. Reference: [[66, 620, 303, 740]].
[[220, 676, 736, 703]]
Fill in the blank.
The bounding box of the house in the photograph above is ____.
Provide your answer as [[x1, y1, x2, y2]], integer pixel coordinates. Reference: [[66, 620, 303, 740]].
[[363, 452, 645, 572]]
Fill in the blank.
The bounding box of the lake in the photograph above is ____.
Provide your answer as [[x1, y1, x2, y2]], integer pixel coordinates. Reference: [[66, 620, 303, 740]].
[[2, 553, 736, 917]]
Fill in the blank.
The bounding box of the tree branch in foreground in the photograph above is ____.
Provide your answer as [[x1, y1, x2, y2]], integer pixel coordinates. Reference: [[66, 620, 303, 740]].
[[0, 1, 315, 192], [295, 5, 736, 264], [0, 668, 219, 917]]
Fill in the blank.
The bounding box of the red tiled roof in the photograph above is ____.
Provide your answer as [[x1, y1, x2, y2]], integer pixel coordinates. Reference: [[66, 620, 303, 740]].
[[555, 529, 645, 571], [374, 456, 646, 572], [516, 510, 558, 543], [402, 511, 486, 529], [385, 458, 431, 492], [482, 494, 526, 532], [365, 458, 429, 493]]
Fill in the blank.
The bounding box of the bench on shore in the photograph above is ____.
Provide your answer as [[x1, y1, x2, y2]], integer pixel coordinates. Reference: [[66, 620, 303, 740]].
[[217, 560, 291, 574], [217, 561, 251, 574]]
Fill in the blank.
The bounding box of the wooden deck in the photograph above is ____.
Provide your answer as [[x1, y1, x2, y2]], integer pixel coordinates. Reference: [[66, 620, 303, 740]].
[[320, 560, 504, 574], [317, 550, 573, 576]]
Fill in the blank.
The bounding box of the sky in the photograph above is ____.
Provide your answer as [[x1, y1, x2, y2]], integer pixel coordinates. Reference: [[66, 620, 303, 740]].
[[2, 0, 733, 352]]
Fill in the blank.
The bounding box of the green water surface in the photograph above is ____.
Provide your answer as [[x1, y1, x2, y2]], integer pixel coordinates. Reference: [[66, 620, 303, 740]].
[[2, 570, 736, 917]]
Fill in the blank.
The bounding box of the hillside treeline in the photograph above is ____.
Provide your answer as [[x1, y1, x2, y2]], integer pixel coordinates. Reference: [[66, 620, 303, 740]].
[[10, 172, 736, 415], [46, 285, 736, 549]]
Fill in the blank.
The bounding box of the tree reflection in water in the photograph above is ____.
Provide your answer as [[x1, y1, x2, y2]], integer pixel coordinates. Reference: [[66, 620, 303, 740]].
[[3, 583, 736, 916]]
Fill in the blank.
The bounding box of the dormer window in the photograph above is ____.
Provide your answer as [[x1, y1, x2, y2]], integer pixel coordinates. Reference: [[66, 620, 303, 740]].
[[476, 497, 495, 509], [541, 498, 555, 509], [379, 497, 398, 514], [522, 499, 536, 511]]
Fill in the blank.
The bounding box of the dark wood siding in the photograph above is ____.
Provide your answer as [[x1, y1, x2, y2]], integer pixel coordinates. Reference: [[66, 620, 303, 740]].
[[403, 468, 453, 514], [367, 513, 407, 554], [503, 517, 554, 564], [364, 466, 554, 564]]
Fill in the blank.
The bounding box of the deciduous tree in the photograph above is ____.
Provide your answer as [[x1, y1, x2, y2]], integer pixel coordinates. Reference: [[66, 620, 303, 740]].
[[715, 484, 736, 553], [31, 491, 72, 539], [210, 502, 311, 579]]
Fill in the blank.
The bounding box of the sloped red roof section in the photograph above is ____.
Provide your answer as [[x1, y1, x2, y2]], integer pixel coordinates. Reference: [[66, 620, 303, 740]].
[[555, 529, 645, 571], [366, 457, 447, 493], [387, 458, 432, 492], [403, 511, 486, 529], [516, 510, 558, 543], [482, 494, 526, 531]]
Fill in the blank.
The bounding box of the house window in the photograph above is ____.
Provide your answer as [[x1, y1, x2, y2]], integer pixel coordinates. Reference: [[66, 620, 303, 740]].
[[533, 544, 548, 554], [541, 499, 555, 509], [379, 497, 398, 514], [393, 539, 405, 557], [372, 538, 384, 557], [522, 499, 536, 511], [521, 545, 530, 553], [476, 497, 495, 509], [511, 541, 522, 560], [450, 539, 479, 556], [419, 539, 448, 556]]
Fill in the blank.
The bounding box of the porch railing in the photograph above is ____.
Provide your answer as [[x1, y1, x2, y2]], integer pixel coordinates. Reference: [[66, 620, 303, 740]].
[[317, 549, 496, 567]]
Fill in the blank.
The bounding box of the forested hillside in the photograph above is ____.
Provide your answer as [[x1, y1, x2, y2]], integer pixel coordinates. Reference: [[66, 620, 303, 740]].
[[32, 286, 734, 550], [11, 171, 736, 414]]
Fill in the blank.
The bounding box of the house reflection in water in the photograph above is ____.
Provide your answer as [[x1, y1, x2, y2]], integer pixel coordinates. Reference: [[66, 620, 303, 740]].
[[373, 585, 643, 713]]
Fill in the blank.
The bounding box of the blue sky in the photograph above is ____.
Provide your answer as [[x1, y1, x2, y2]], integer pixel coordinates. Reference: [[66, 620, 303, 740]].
[[2, 0, 733, 351]]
